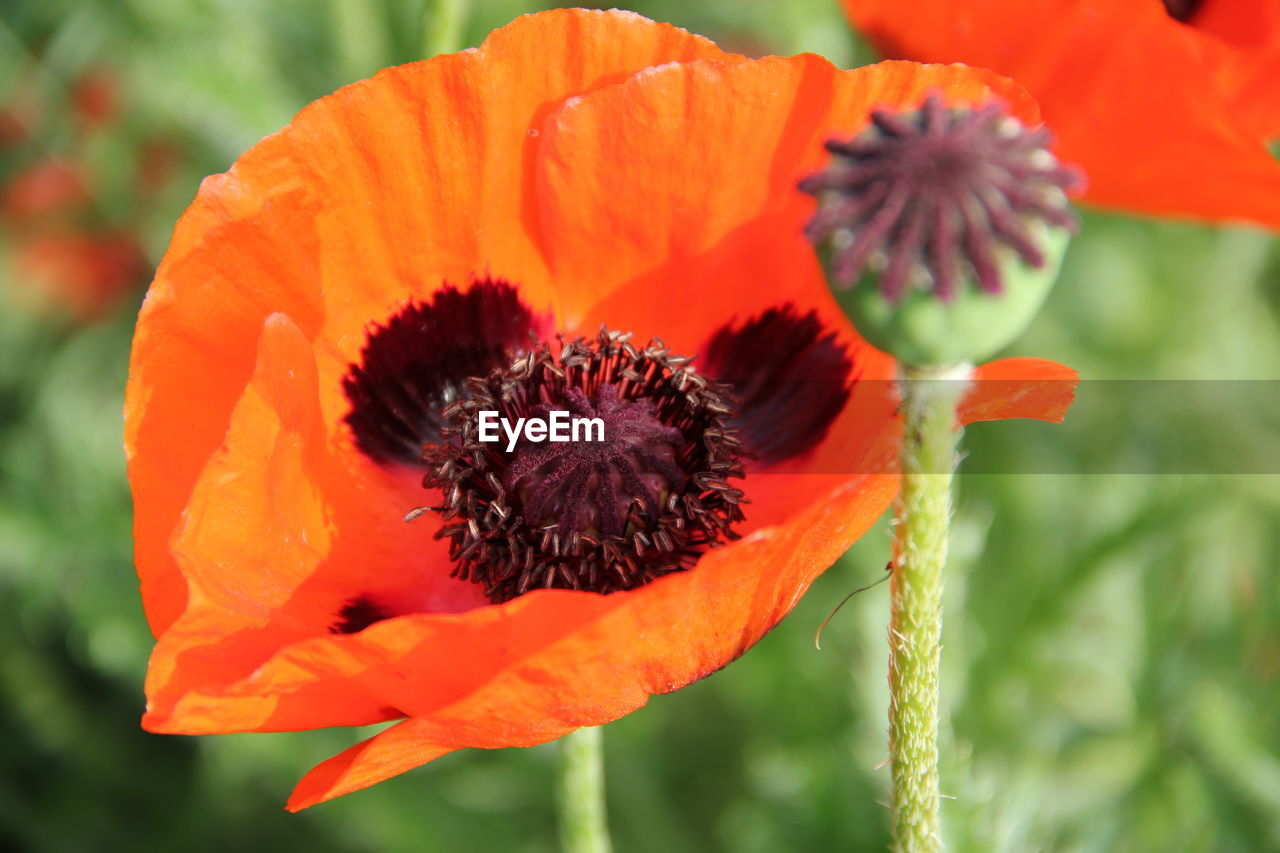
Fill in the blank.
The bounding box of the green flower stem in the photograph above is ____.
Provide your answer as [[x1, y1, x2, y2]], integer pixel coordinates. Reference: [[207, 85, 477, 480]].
[[887, 363, 972, 853], [558, 726, 613, 853]]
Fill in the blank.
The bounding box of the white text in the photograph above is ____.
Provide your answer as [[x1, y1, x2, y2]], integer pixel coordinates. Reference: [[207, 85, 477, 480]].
[[477, 410, 605, 452]]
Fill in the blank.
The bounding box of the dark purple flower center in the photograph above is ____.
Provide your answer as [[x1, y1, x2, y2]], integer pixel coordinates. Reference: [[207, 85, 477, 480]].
[[328, 595, 391, 635], [702, 306, 852, 465], [339, 282, 858, 615], [505, 385, 687, 537], [799, 95, 1082, 301], [423, 329, 745, 603], [343, 280, 546, 465]]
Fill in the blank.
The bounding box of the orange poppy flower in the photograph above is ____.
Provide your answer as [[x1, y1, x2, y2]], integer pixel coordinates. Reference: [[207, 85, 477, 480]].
[[126, 9, 1076, 810], [842, 0, 1280, 227]]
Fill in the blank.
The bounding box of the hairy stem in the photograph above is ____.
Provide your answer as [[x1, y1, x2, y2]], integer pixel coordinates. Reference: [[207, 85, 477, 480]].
[[558, 726, 613, 853], [887, 363, 971, 852]]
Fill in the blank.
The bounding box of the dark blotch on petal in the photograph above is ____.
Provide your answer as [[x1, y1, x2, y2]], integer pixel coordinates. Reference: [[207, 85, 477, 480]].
[[343, 279, 543, 465], [1162, 0, 1204, 23], [702, 305, 853, 466], [329, 595, 391, 635]]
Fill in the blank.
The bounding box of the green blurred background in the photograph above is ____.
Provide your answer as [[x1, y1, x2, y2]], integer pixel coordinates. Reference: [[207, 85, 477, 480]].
[[2, 1, 1278, 851]]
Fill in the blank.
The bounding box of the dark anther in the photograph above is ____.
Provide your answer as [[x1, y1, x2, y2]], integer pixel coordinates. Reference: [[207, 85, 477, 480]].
[[799, 94, 1082, 301], [703, 305, 853, 465], [329, 595, 391, 634], [343, 279, 544, 465], [424, 328, 747, 603]]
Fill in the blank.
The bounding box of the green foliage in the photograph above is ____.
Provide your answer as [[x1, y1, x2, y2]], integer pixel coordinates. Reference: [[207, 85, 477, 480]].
[[1, 2, 1277, 851]]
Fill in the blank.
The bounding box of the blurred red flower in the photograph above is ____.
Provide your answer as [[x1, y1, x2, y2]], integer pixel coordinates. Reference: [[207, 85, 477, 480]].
[[70, 67, 120, 131], [1, 62, 167, 321], [10, 228, 146, 321], [126, 9, 1076, 809], [842, 0, 1280, 227], [1, 159, 88, 225]]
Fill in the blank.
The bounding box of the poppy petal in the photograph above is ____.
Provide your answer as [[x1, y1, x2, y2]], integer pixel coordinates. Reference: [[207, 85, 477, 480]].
[[287, 718, 457, 811], [843, 0, 1280, 227], [962, 357, 1078, 425], [126, 129, 328, 635], [342, 279, 550, 466], [701, 305, 854, 465], [1193, 0, 1280, 138], [143, 312, 485, 733]]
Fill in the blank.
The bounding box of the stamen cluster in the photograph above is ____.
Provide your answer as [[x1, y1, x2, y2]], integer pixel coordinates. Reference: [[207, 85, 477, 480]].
[[424, 329, 746, 603], [800, 95, 1081, 301]]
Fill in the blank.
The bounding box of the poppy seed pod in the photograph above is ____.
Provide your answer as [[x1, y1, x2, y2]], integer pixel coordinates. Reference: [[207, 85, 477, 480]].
[[801, 96, 1081, 367]]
